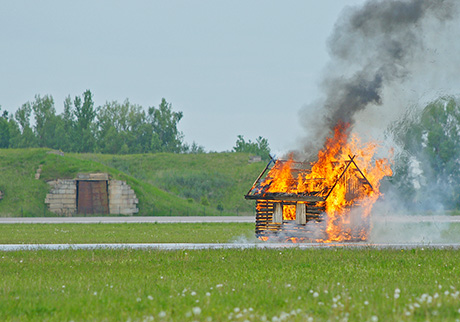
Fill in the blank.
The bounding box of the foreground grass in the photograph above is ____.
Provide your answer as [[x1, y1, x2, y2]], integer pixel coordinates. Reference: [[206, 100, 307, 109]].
[[1, 248, 460, 321], [4, 221, 460, 245], [0, 223, 255, 244]]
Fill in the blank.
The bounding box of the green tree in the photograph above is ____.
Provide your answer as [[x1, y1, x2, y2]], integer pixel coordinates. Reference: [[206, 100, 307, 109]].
[[13, 103, 36, 148], [96, 100, 150, 154], [53, 96, 77, 152], [31, 95, 58, 148], [183, 141, 206, 154], [233, 135, 271, 160], [148, 98, 184, 153], [73, 90, 96, 152], [0, 109, 10, 148], [389, 96, 460, 209]]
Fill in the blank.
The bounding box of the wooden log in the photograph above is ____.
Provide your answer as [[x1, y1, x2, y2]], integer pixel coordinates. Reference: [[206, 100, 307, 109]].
[[295, 203, 306, 225], [246, 193, 325, 202], [272, 203, 282, 223]]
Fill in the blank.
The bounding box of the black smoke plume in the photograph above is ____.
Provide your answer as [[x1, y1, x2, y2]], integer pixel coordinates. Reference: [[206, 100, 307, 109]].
[[301, 0, 459, 160]]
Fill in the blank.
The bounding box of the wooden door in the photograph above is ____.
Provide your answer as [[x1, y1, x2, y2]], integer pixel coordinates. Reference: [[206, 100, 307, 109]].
[[77, 181, 109, 215]]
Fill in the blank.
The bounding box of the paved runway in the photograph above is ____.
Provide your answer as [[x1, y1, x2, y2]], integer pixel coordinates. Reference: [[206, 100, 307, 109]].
[[1, 215, 459, 224], [0, 216, 254, 224], [2, 215, 460, 251]]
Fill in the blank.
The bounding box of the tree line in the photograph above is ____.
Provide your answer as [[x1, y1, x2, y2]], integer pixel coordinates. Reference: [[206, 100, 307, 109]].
[[0, 90, 271, 157]]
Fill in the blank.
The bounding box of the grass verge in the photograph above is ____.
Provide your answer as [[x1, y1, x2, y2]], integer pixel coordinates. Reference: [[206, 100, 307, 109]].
[[1, 248, 460, 321], [0, 223, 255, 244]]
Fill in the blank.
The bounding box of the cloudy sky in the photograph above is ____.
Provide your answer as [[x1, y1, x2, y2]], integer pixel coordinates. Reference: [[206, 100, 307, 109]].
[[1, 1, 368, 153]]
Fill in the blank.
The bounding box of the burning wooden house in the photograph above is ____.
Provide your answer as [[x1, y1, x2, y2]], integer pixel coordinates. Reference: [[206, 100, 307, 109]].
[[245, 123, 393, 242]]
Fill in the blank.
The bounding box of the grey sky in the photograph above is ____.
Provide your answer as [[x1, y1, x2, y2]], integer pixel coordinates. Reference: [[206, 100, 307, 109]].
[[1, 1, 367, 153]]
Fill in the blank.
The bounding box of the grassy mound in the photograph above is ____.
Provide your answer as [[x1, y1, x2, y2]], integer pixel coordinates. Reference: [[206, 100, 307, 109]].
[[0, 149, 264, 217]]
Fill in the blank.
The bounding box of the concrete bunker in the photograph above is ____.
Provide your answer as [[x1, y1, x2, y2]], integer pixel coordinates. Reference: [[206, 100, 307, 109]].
[[45, 173, 139, 216]]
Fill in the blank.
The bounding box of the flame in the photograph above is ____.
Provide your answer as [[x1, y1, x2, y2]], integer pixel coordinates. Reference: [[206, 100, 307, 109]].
[[256, 121, 393, 242], [260, 158, 295, 193], [283, 205, 296, 220]]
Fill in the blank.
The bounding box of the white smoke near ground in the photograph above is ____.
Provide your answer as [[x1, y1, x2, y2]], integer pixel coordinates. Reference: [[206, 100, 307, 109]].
[[292, 0, 460, 243], [242, 0, 460, 245]]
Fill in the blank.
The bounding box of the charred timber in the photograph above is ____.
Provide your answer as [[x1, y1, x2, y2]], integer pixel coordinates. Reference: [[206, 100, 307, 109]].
[[245, 192, 325, 202]]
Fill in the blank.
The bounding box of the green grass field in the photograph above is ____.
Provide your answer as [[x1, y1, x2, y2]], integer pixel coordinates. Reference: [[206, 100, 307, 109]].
[[1, 223, 460, 321], [2, 221, 460, 245], [0, 223, 255, 244], [2, 248, 460, 321]]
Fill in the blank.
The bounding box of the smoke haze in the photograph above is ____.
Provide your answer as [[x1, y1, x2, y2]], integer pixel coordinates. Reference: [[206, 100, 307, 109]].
[[300, 0, 460, 160]]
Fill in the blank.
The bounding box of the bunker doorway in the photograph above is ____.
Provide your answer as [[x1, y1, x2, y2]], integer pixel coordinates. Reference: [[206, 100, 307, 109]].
[[77, 180, 109, 215]]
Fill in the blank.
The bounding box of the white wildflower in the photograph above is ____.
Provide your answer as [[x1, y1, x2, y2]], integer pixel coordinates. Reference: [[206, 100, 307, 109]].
[[192, 307, 201, 315], [191, 291, 197, 296], [371, 316, 378, 322], [136, 297, 141, 302], [216, 284, 223, 288], [158, 311, 166, 318], [147, 295, 153, 300], [234, 307, 240, 313], [364, 301, 369, 305], [279, 312, 289, 320], [313, 292, 319, 298], [206, 292, 211, 296]]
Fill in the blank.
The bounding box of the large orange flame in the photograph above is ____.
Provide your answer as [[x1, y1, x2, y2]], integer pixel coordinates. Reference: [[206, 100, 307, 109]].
[[259, 121, 392, 242]]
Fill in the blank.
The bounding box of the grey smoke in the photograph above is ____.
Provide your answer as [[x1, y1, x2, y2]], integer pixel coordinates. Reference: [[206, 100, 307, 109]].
[[300, 0, 459, 159]]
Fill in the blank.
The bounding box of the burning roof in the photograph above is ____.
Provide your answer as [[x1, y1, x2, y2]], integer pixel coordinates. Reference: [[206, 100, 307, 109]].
[[245, 122, 393, 242]]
